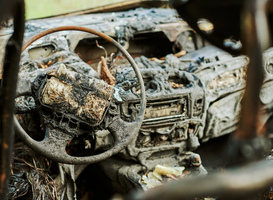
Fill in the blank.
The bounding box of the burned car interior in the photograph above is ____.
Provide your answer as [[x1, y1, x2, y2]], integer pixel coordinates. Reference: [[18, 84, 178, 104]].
[[1, 0, 273, 200]]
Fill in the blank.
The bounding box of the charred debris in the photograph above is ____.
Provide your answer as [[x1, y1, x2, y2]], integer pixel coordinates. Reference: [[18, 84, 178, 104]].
[[0, 2, 273, 200]]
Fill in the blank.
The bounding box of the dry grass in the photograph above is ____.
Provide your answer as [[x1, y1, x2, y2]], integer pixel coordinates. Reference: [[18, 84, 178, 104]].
[[25, 0, 123, 19]]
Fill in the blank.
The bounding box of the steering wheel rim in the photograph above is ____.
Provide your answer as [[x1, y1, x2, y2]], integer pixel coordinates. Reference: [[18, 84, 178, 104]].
[[15, 26, 146, 164]]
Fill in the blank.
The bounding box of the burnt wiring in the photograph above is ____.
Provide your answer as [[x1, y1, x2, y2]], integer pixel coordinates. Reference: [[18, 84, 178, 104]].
[[96, 40, 108, 59]]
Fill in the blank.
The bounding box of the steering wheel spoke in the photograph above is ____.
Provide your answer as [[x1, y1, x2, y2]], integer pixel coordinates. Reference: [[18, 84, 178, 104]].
[[108, 117, 141, 145], [39, 127, 74, 160]]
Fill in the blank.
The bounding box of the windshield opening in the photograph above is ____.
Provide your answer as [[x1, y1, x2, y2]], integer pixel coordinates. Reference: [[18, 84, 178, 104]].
[[25, 0, 124, 19]]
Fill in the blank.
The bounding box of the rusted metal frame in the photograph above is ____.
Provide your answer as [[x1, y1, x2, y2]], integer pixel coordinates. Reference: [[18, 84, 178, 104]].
[[0, 0, 25, 199], [236, 0, 271, 139], [226, 0, 272, 165], [126, 0, 273, 199], [127, 159, 273, 200]]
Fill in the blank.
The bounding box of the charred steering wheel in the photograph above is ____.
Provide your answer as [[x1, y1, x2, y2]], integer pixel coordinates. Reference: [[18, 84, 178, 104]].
[[14, 26, 146, 164]]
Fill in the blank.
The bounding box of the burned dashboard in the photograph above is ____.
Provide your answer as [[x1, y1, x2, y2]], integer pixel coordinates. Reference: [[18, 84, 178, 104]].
[[4, 5, 273, 199], [111, 60, 205, 168]]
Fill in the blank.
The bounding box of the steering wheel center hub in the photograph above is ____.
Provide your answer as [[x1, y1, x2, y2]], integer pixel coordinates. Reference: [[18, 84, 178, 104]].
[[32, 64, 114, 136]]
